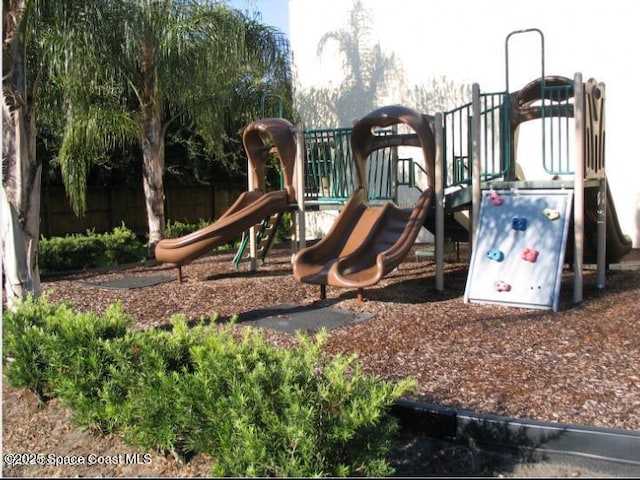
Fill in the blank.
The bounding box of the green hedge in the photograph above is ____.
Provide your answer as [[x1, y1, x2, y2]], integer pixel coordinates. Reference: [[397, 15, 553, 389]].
[[37, 217, 292, 275], [165, 218, 213, 239], [3, 296, 415, 477], [39, 224, 146, 275]]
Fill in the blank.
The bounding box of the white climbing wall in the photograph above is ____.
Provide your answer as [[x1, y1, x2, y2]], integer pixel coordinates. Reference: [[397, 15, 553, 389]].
[[464, 189, 573, 311]]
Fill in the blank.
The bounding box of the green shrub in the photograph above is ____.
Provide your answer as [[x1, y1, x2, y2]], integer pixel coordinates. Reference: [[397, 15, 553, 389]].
[[275, 211, 292, 243], [165, 218, 212, 238], [39, 224, 145, 274], [165, 218, 241, 251], [2, 296, 132, 407], [101, 224, 147, 265], [2, 295, 66, 400], [3, 297, 415, 477]]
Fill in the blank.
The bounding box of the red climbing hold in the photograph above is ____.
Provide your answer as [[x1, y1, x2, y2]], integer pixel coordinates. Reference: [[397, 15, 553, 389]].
[[490, 190, 504, 206], [521, 247, 539, 263]]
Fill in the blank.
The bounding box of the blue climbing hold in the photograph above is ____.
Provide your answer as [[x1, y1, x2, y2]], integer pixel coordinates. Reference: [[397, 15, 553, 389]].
[[512, 216, 528, 231], [487, 248, 504, 262]]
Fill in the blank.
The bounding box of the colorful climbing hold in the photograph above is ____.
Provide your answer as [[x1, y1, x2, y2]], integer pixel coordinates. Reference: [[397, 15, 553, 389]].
[[487, 248, 504, 262], [490, 190, 504, 206], [512, 216, 528, 231], [544, 208, 561, 220], [494, 280, 511, 292], [521, 247, 539, 263]]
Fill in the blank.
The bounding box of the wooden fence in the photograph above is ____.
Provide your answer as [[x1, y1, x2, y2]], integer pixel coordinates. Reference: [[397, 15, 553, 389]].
[[40, 183, 245, 238]]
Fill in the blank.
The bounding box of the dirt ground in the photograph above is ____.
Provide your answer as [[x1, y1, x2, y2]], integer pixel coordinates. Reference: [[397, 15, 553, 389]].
[[3, 244, 639, 477]]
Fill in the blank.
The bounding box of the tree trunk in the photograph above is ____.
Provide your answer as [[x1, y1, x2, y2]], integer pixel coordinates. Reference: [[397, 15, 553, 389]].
[[2, 0, 42, 309], [1, 167, 42, 309], [141, 110, 166, 258]]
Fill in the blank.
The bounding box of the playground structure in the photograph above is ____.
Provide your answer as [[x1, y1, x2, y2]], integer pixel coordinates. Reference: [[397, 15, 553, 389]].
[[453, 29, 632, 310], [291, 29, 631, 309], [155, 28, 632, 311]]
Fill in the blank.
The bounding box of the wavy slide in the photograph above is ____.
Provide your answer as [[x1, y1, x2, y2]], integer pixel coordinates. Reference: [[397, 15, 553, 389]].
[[595, 182, 633, 262], [565, 179, 633, 264], [155, 189, 289, 281], [293, 186, 433, 296]]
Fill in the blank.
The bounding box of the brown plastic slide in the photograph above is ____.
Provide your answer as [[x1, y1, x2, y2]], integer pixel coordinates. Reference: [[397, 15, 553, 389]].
[[293, 105, 436, 298], [565, 179, 633, 264], [155, 189, 289, 279], [155, 118, 297, 281], [293, 186, 433, 293]]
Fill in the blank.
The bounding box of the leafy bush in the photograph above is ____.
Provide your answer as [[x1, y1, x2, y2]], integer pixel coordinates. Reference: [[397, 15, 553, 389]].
[[165, 218, 213, 238], [2, 296, 132, 406], [100, 224, 147, 264], [39, 224, 145, 274], [165, 218, 238, 250], [3, 297, 415, 477], [275, 211, 292, 243]]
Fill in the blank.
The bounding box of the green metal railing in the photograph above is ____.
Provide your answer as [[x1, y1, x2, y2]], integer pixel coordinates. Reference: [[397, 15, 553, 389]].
[[443, 101, 473, 187], [540, 83, 575, 175], [302, 84, 574, 203], [397, 157, 428, 191], [441, 91, 510, 188], [303, 128, 356, 201], [503, 28, 576, 178], [366, 130, 396, 200], [303, 127, 396, 202]]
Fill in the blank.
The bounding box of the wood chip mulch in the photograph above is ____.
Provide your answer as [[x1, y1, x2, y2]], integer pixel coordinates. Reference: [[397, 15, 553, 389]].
[[3, 244, 639, 477]]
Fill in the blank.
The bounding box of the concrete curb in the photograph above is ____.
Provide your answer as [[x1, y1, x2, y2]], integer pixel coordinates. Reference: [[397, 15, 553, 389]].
[[391, 399, 640, 476]]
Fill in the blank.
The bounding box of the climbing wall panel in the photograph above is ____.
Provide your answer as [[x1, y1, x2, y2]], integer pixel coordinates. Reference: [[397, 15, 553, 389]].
[[464, 189, 573, 311]]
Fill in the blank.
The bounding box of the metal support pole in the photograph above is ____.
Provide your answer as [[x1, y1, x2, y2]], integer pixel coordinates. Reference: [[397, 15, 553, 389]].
[[247, 140, 257, 271], [434, 112, 445, 292], [597, 179, 607, 288], [573, 73, 585, 304], [471, 83, 482, 252], [294, 124, 306, 255]]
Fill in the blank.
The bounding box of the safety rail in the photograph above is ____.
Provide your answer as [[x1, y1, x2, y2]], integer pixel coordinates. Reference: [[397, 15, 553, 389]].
[[397, 157, 428, 191], [366, 129, 397, 200], [442, 101, 473, 187], [303, 127, 356, 202], [540, 83, 575, 175], [303, 127, 396, 202], [441, 91, 510, 188], [302, 81, 579, 201]]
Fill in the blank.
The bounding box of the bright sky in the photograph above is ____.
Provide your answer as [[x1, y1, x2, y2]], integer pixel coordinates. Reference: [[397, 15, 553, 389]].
[[224, 0, 290, 36]]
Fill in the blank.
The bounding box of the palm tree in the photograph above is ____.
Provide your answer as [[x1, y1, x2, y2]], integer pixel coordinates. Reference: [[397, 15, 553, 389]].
[[58, 0, 292, 256]]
